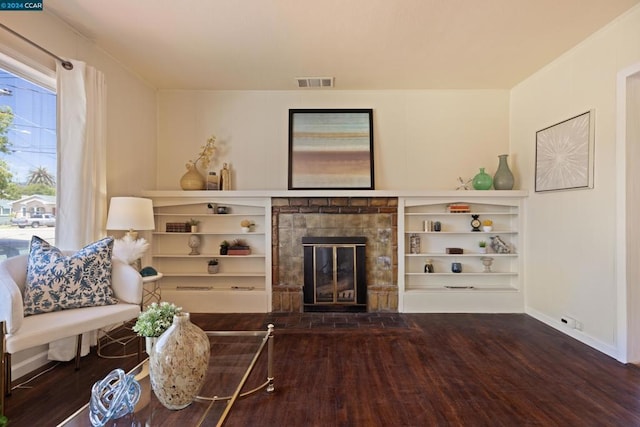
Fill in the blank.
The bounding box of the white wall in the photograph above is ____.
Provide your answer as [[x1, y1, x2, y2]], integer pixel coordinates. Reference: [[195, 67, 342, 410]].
[[157, 90, 510, 191], [510, 5, 640, 359], [0, 12, 157, 378]]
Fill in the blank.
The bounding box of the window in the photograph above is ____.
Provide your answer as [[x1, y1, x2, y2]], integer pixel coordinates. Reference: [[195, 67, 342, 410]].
[[0, 57, 56, 260]]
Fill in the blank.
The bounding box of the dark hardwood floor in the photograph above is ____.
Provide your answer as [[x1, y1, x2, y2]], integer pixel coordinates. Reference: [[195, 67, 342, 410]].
[[5, 313, 640, 426]]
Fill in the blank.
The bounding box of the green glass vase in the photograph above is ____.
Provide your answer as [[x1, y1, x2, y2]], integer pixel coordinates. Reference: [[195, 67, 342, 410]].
[[472, 168, 493, 190]]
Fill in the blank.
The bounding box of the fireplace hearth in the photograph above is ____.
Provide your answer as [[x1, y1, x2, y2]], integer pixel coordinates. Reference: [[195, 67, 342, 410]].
[[302, 236, 367, 312]]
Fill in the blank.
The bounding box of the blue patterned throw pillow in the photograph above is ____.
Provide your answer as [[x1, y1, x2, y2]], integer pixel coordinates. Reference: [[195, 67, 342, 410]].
[[23, 236, 118, 316]]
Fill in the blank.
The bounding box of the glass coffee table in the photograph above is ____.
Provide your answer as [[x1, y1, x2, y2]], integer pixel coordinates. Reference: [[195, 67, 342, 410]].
[[58, 325, 274, 427]]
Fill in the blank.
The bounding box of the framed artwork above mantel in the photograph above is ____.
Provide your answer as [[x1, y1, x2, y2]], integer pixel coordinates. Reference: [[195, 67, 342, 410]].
[[288, 108, 375, 190]]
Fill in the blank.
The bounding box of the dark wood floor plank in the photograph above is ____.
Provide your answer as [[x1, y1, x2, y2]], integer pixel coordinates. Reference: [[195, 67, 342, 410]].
[[5, 313, 640, 426]]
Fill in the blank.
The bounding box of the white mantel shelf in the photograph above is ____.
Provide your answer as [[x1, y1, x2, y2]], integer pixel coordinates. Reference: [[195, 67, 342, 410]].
[[141, 190, 528, 199]]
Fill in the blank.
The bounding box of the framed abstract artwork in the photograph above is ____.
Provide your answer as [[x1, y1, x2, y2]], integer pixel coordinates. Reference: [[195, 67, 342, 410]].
[[535, 110, 595, 192], [288, 109, 374, 190]]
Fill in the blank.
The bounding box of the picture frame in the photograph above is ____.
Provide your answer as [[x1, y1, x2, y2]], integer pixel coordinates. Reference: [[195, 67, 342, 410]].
[[288, 109, 374, 190], [535, 110, 595, 192]]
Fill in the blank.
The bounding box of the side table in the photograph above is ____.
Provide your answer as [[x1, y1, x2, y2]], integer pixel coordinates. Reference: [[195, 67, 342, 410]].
[[97, 272, 163, 359], [142, 272, 163, 307]]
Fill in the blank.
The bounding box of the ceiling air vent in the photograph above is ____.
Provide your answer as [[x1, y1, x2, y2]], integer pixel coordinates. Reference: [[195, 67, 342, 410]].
[[296, 77, 334, 88]]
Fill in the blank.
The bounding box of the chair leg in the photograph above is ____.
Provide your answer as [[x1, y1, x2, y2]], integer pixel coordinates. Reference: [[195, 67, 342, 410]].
[[4, 353, 10, 397], [75, 333, 82, 370], [0, 320, 5, 408]]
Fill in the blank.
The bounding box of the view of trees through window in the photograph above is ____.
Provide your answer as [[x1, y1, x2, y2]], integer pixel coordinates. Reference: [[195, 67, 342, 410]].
[[0, 67, 57, 259]]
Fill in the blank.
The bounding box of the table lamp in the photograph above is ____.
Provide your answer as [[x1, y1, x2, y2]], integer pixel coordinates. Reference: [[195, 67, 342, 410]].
[[106, 197, 155, 239]]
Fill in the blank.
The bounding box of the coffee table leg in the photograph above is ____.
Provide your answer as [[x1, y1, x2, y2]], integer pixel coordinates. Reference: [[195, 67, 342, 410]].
[[266, 323, 275, 393]]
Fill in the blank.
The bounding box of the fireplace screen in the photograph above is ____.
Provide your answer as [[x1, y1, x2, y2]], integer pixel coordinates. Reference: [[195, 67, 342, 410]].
[[302, 237, 366, 312]]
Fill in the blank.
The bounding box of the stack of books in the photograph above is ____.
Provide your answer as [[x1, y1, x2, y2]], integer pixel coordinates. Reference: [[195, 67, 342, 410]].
[[166, 222, 190, 232], [447, 203, 471, 213]]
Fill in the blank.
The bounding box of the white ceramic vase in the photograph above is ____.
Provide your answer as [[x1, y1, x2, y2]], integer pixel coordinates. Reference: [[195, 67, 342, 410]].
[[149, 312, 210, 410], [145, 336, 157, 355]]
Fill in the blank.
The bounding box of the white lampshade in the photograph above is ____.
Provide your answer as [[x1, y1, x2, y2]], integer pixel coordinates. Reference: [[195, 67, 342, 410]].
[[106, 197, 155, 238]]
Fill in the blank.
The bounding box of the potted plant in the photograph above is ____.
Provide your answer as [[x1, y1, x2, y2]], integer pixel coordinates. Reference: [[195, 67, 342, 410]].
[[228, 239, 251, 255], [219, 240, 230, 255], [240, 219, 254, 233], [208, 258, 219, 274], [482, 219, 493, 232], [479, 240, 487, 254], [133, 301, 182, 354], [188, 218, 200, 232]]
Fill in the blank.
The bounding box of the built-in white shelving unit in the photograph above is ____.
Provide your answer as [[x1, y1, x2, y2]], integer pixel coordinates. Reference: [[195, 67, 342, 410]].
[[142, 190, 527, 314], [142, 191, 272, 313], [398, 192, 527, 313]]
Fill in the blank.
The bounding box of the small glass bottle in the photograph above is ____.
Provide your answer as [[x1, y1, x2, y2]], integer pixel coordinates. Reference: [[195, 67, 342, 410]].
[[206, 171, 218, 190]]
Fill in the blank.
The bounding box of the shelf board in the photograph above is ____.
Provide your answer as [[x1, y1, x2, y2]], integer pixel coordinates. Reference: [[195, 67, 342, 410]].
[[155, 213, 263, 217], [405, 272, 517, 276], [405, 212, 517, 216], [404, 286, 518, 292], [162, 273, 266, 277], [153, 254, 265, 258], [406, 253, 517, 257], [168, 286, 266, 292], [153, 232, 265, 235], [405, 230, 518, 234]]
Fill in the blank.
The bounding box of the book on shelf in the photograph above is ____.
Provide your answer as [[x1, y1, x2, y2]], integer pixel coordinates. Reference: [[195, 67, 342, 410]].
[[447, 203, 471, 213]]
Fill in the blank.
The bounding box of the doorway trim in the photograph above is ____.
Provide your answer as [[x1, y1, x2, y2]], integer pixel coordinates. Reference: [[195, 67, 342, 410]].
[[616, 61, 640, 363]]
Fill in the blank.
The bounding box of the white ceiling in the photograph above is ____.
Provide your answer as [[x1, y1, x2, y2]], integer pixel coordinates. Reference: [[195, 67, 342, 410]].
[[46, 0, 639, 90]]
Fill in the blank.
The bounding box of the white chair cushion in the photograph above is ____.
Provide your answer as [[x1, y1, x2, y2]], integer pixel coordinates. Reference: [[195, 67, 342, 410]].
[[5, 302, 140, 354]]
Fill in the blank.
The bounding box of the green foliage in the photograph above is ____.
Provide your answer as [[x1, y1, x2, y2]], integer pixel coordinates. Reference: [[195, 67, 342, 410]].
[[13, 183, 55, 197], [0, 105, 14, 154], [0, 159, 13, 199], [133, 302, 182, 337]]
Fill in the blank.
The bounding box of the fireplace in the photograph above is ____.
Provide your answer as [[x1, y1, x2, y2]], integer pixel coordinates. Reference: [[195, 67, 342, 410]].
[[271, 197, 398, 313], [302, 236, 367, 312]]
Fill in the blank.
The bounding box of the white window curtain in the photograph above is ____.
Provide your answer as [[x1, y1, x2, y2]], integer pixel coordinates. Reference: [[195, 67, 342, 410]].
[[56, 60, 107, 250], [49, 60, 107, 361]]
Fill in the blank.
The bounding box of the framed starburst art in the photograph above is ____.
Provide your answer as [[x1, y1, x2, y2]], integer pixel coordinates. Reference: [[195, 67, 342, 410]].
[[535, 110, 595, 192]]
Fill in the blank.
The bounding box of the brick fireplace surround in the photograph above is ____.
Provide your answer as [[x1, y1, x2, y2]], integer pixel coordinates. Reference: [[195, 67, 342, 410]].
[[271, 197, 398, 313]]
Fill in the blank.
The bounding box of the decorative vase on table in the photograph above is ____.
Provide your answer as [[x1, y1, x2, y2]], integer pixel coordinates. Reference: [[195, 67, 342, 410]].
[[145, 337, 158, 355], [149, 312, 210, 410], [493, 154, 514, 190], [180, 164, 206, 190], [472, 168, 493, 190]]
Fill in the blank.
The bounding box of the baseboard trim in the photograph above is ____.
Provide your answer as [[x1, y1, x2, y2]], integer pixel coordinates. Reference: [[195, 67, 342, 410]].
[[11, 349, 49, 382], [526, 307, 620, 361]]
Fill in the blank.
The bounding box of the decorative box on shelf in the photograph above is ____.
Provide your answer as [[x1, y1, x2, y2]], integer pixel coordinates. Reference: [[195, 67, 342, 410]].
[[446, 247, 464, 254], [228, 246, 251, 255]]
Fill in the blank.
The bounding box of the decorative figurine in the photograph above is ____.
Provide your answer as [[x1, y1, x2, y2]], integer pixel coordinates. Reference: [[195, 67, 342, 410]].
[[490, 235, 511, 254], [89, 369, 141, 427], [424, 259, 434, 273], [188, 234, 201, 255]]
